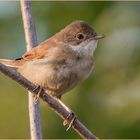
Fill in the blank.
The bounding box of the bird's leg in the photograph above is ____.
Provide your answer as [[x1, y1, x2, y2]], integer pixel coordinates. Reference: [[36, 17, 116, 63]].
[[32, 85, 43, 104], [63, 112, 76, 131], [54, 97, 76, 131]]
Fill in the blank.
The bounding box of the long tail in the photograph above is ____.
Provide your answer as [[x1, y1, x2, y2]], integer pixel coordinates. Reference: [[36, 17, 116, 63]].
[[0, 59, 19, 68]]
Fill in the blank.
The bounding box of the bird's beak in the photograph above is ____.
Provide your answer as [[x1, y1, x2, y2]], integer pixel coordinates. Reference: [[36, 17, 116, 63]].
[[94, 34, 105, 40]]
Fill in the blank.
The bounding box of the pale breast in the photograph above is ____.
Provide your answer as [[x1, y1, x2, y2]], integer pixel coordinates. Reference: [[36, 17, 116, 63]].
[[73, 56, 93, 81], [17, 58, 78, 97], [17, 51, 93, 98]]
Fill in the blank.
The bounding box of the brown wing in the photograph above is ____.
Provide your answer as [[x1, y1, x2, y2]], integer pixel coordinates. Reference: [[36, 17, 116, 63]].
[[5, 38, 58, 67], [22, 40, 50, 60]]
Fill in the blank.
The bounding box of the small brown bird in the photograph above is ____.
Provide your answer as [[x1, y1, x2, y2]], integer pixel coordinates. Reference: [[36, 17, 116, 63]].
[[0, 20, 104, 99]]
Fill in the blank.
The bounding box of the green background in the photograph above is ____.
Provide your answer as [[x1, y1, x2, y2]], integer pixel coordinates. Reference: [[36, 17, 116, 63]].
[[0, 1, 140, 139]]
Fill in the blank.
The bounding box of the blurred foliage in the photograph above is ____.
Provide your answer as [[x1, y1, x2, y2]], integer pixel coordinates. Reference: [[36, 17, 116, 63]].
[[0, 1, 140, 139]]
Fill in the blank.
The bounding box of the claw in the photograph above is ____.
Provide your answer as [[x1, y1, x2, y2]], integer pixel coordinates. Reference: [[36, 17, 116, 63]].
[[63, 112, 76, 131], [33, 85, 43, 104]]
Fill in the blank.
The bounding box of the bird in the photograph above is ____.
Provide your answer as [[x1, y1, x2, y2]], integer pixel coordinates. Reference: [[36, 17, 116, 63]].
[[0, 20, 104, 99], [0, 20, 105, 130]]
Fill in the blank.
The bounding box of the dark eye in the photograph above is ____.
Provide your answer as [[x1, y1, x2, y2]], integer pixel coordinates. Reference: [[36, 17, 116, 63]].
[[76, 33, 85, 40]]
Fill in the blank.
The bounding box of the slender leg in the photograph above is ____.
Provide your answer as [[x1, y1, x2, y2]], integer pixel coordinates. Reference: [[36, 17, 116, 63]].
[[53, 97, 77, 131], [63, 112, 76, 131], [32, 85, 43, 104]]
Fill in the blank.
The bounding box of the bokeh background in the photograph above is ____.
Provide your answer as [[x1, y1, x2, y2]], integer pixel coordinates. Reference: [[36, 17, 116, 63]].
[[0, 1, 140, 139]]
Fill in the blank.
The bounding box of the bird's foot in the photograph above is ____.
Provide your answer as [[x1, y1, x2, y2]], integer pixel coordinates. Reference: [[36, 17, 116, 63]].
[[63, 112, 76, 131], [33, 85, 43, 104]]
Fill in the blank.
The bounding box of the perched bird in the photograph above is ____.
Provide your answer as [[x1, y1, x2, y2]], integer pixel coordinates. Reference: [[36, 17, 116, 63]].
[[0, 20, 104, 99]]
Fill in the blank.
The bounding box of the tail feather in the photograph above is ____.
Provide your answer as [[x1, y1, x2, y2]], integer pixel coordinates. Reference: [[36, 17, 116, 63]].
[[0, 59, 19, 68]]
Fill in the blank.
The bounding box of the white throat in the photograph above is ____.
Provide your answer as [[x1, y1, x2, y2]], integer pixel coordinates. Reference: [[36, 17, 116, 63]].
[[70, 40, 98, 57]]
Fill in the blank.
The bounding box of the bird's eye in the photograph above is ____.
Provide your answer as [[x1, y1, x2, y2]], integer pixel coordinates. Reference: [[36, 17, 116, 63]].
[[76, 33, 85, 40]]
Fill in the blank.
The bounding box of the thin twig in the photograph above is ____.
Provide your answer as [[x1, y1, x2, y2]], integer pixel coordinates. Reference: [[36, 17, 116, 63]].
[[20, 0, 42, 139], [0, 63, 98, 139]]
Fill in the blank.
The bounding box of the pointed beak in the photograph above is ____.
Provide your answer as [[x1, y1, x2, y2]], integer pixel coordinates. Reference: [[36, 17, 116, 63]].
[[94, 34, 105, 40]]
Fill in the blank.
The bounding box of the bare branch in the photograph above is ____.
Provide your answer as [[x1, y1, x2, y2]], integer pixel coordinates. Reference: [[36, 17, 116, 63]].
[[0, 63, 98, 139], [20, 0, 42, 139], [20, 0, 37, 50]]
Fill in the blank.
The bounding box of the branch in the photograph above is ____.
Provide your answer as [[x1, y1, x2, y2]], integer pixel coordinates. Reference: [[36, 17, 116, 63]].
[[20, 1, 42, 139], [0, 63, 98, 139]]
